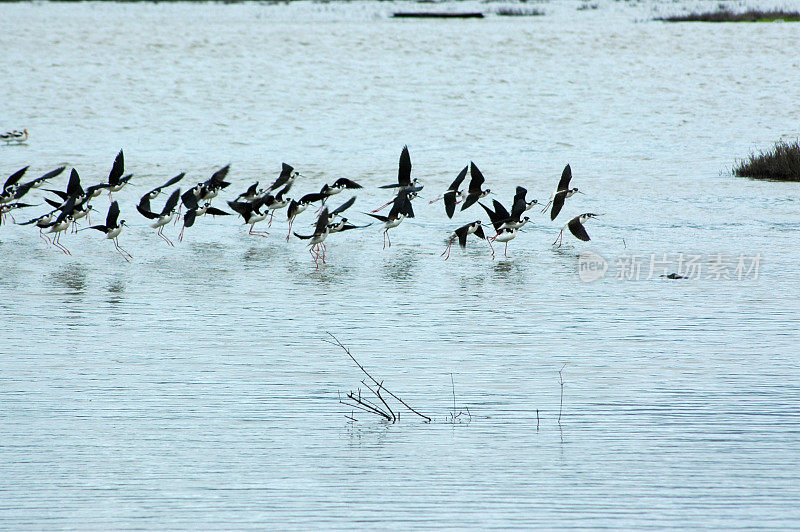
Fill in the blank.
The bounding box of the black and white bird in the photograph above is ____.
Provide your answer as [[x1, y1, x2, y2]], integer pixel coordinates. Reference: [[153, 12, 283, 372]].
[[18, 208, 60, 242], [553, 213, 599, 247], [1, 166, 28, 203], [42, 197, 75, 255], [480, 200, 529, 259], [441, 220, 489, 260], [1, 128, 28, 145], [542, 164, 581, 221], [137, 188, 181, 246], [379, 145, 418, 190], [142, 173, 185, 202], [262, 183, 294, 226], [319, 177, 363, 198], [105, 149, 132, 196], [460, 162, 491, 211], [512, 186, 538, 214], [45, 168, 87, 207], [11, 166, 67, 202], [286, 192, 325, 241], [365, 187, 416, 249], [429, 165, 467, 219], [179, 190, 230, 241], [0, 202, 36, 225], [88, 200, 131, 261], [294, 207, 331, 267], [227, 197, 270, 237], [186, 165, 231, 203], [266, 163, 301, 193], [235, 181, 263, 203]]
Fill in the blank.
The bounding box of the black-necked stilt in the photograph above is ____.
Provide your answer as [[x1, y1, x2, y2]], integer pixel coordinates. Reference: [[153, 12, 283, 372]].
[[266, 162, 301, 193], [286, 192, 326, 241], [45, 168, 86, 208], [429, 165, 467, 219], [480, 200, 528, 259], [327, 216, 369, 234], [2, 166, 29, 204], [1, 128, 28, 145], [235, 181, 262, 203], [553, 213, 599, 247], [294, 207, 330, 267], [43, 196, 75, 255], [441, 220, 489, 260], [142, 172, 185, 202], [198, 165, 232, 201], [512, 186, 538, 214], [227, 197, 270, 237], [11, 166, 67, 202], [18, 208, 60, 243], [87, 200, 131, 261], [137, 188, 181, 246], [320, 177, 363, 198], [0, 202, 36, 225], [179, 190, 230, 241], [262, 183, 293, 226], [460, 162, 491, 211], [366, 187, 416, 249], [379, 145, 417, 190], [105, 149, 132, 197], [542, 164, 581, 221]]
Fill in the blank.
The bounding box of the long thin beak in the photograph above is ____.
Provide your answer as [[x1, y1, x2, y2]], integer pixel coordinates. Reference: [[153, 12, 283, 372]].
[[577, 190, 586, 195]]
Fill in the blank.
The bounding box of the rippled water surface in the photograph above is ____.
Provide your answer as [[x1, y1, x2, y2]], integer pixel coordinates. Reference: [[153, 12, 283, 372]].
[[2, 1, 800, 528]]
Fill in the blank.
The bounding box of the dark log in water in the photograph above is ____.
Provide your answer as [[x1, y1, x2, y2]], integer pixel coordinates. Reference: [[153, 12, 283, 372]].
[[393, 12, 484, 19]]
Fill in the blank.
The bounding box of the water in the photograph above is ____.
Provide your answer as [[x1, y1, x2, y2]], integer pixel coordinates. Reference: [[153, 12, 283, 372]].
[[2, 1, 800, 528]]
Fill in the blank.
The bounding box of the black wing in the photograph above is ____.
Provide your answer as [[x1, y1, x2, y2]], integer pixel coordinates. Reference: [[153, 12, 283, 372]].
[[228, 200, 253, 219], [276, 183, 293, 201], [468, 162, 485, 194], [107, 201, 120, 228], [550, 191, 566, 221], [511, 190, 527, 220], [313, 207, 330, 236], [398, 145, 412, 186], [54, 197, 76, 223], [299, 192, 326, 204], [449, 165, 468, 192], [29, 166, 66, 186], [243, 182, 259, 196], [205, 207, 229, 216], [161, 188, 181, 216], [454, 224, 470, 248], [181, 189, 200, 210], [332, 177, 363, 190], [479, 202, 503, 232], [12, 181, 36, 200], [66, 169, 83, 197], [332, 196, 356, 215], [161, 172, 185, 190], [460, 193, 480, 211], [137, 200, 158, 219], [444, 192, 457, 219], [492, 199, 511, 223], [365, 212, 389, 223], [557, 164, 572, 192], [567, 216, 590, 241], [474, 225, 486, 240], [206, 165, 230, 187], [108, 149, 124, 185], [183, 209, 197, 228], [4, 166, 28, 191], [293, 232, 313, 240]]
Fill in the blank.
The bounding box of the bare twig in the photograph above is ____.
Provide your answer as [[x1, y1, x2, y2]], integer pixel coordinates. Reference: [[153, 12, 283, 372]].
[[451, 373, 457, 420], [558, 364, 566, 424], [327, 332, 431, 422]]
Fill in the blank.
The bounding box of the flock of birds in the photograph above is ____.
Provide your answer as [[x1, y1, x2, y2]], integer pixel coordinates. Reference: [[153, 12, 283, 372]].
[[1, 140, 600, 266]]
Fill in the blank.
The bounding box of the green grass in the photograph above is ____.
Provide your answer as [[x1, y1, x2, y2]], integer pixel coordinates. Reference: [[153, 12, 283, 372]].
[[734, 141, 800, 181], [657, 8, 800, 22]]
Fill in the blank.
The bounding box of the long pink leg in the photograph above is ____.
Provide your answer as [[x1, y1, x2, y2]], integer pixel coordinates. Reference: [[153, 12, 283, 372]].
[[40, 229, 51, 244], [179, 225, 186, 242], [249, 225, 269, 237], [386, 230, 392, 248], [158, 226, 174, 247], [286, 218, 294, 241], [268, 211, 274, 227], [428, 194, 443, 205], [321, 243, 327, 264], [485, 237, 495, 256], [504, 242, 509, 258], [371, 200, 393, 213]]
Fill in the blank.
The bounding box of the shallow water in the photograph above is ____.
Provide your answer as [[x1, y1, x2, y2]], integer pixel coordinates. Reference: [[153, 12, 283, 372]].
[[2, 1, 800, 529]]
